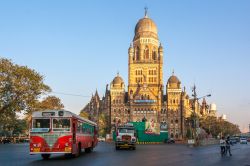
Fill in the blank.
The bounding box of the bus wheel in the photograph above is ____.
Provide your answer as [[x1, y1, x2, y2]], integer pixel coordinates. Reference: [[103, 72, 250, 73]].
[[78, 143, 82, 155], [41, 154, 51, 160], [85, 147, 92, 153], [74, 143, 81, 157], [85, 143, 93, 153]]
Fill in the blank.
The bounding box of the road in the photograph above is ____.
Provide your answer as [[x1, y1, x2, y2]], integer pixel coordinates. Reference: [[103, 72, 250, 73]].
[[0, 142, 250, 166]]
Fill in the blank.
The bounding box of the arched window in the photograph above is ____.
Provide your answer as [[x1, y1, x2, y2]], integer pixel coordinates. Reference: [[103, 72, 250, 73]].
[[152, 49, 157, 60], [145, 46, 149, 59], [136, 47, 140, 61]]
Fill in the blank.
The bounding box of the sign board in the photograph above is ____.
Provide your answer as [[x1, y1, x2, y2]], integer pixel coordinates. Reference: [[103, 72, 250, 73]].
[[145, 121, 160, 134], [160, 122, 168, 132], [42, 112, 55, 117], [134, 100, 156, 103]]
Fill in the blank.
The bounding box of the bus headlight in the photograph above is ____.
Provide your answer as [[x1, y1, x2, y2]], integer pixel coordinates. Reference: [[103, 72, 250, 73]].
[[65, 143, 69, 147]]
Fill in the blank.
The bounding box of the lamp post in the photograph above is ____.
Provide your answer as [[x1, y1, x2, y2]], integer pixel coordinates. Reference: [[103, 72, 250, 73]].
[[192, 85, 211, 146]]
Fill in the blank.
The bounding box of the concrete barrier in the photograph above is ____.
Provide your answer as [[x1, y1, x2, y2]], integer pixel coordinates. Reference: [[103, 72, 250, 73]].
[[199, 138, 219, 146]]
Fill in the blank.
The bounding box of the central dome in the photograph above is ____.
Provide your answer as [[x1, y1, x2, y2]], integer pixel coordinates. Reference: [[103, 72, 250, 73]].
[[135, 17, 158, 35], [133, 14, 158, 41]]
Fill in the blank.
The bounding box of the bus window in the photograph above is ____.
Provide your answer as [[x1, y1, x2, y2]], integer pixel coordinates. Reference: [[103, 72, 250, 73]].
[[77, 122, 82, 133], [32, 119, 50, 132], [52, 118, 71, 132]]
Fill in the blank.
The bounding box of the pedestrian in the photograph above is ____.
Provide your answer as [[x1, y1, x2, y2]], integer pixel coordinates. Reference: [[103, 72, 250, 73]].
[[225, 136, 232, 156], [220, 136, 226, 156]]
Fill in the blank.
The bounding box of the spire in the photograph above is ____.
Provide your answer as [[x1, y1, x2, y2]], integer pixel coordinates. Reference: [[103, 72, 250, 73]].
[[144, 6, 148, 18], [95, 89, 98, 96]]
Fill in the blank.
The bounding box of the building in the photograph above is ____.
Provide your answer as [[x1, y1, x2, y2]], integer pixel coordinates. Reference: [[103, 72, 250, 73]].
[[81, 10, 215, 139]]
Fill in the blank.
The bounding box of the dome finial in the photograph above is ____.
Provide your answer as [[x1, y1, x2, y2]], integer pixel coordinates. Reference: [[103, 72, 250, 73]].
[[144, 6, 148, 18], [172, 69, 175, 75], [117, 71, 119, 76]]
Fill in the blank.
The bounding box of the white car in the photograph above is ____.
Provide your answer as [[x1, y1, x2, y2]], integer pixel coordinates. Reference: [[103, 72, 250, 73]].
[[240, 137, 247, 144], [98, 137, 105, 142]]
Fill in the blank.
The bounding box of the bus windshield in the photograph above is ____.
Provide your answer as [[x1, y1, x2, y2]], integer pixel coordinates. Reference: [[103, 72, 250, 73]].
[[32, 119, 50, 132], [118, 128, 134, 134], [52, 118, 71, 132]]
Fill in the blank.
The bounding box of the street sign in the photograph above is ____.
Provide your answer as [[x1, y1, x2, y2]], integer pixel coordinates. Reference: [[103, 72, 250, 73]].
[[188, 139, 195, 144]]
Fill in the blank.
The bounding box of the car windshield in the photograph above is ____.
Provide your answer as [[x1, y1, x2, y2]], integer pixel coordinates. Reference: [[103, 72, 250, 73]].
[[52, 118, 71, 132], [32, 119, 50, 132], [118, 128, 134, 133]]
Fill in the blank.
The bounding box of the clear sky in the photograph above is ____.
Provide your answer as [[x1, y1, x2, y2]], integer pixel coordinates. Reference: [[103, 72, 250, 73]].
[[0, 0, 249, 132]]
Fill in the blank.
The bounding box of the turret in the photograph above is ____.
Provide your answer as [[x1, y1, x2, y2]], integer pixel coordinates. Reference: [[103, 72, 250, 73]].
[[128, 44, 134, 64], [158, 43, 163, 64]]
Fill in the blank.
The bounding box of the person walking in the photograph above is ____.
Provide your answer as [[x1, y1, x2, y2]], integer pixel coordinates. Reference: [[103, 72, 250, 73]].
[[226, 136, 232, 156], [220, 136, 226, 156]]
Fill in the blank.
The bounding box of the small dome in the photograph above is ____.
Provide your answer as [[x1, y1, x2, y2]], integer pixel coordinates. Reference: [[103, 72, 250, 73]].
[[168, 75, 180, 84], [167, 74, 181, 89], [112, 74, 124, 85]]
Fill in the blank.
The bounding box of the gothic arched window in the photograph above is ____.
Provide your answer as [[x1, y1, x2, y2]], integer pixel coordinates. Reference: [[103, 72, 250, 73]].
[[152, 48, 157, 60], [145, 46, 149, 59], [136, 47, 140, 61]]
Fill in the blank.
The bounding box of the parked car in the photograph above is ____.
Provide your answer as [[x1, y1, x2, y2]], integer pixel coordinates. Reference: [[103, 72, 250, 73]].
[[98, 137, 105, 142], [240, 137, 247, 144], [230, 137, 237, 144], [2, 138, 11, 144], [247, 137, 250, 142], [165, 138, 175, 144]]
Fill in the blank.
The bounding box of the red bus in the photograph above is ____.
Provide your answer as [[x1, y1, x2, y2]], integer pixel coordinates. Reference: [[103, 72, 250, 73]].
[[30, 110, 98, 159]]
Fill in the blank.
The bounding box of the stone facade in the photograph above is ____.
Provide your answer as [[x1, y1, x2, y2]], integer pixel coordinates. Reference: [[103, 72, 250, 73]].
[[81, 11, 215, 139]]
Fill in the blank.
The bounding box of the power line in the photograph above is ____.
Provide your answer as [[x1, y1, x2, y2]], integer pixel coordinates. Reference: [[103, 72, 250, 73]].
[[50, 91, 91, 97]]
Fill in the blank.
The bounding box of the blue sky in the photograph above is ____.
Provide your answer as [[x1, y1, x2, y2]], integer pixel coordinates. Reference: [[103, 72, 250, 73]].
[[0, 0, 250, 132]]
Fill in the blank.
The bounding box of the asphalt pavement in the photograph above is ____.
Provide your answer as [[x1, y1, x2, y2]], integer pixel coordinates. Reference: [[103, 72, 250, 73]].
[[0, 142, 250, 166]]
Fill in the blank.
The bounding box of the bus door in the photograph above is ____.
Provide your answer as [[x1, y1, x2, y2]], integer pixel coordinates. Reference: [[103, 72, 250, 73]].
[[72, 120, 77, 152]]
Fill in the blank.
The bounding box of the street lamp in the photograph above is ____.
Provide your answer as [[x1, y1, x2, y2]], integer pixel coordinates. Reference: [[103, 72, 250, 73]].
[[192, 85, 211, 145]]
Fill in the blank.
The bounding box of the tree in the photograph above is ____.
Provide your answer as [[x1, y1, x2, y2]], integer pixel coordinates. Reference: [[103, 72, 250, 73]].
[[79, 111, 90, 120], [0, 58, 51, 135], [98, 113, 108, 137], [199, 116, 240, 138], [36, 96, 64, 111]]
